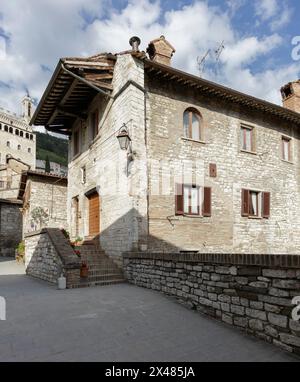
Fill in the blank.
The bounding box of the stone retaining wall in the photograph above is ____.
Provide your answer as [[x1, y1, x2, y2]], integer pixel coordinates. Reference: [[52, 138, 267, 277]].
[[124, 252, 300, 356], [25, 228, 80, 288]]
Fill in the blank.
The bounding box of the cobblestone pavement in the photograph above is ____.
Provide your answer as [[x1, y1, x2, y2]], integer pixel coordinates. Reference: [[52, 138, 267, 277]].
[[0, 258, 297, 362]]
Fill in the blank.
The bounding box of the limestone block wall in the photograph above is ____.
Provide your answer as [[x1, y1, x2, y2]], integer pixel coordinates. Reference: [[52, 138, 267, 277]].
[[25, 228, 80, 287], [124, 252, 300, 356], [67, 54, 147, 264], [23, 177, 68, 234], [0, 200, 22, 257], [145, 78, 300, 254]]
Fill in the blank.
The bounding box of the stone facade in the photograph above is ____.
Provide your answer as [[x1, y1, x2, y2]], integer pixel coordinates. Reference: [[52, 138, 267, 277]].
[[124, 252, 300, 355], [0, 199, 22, 257], [0, 97, 36, 200], [32, 38, 300, 262], [145, 77, 300, 254], [25, 228, 80, 287], [20, 171, 68, 235], [67, 54, 148, 265]]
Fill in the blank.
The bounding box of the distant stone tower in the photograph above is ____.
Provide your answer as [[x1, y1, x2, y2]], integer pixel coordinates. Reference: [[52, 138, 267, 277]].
[[22, 93, 34, 123]]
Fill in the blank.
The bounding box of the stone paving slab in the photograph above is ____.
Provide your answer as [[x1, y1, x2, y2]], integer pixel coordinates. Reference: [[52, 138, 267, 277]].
[[0, 259, 298, 362]]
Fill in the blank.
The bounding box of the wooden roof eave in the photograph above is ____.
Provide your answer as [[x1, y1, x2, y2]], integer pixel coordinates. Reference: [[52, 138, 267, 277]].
[[144, 59, 300, 126]]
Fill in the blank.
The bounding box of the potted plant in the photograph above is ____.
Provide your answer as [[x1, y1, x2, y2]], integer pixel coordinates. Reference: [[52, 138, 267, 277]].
[[80, 262, 89, 278], [16, 241, 25, 263]]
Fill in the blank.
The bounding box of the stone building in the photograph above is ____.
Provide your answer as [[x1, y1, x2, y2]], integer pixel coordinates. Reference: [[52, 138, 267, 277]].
[[18, 170, 68, 235], [31, 36, 300, 264], [0, 198, 22, 257], [0, 95, 36, 200], [36, 159, 68, 177]]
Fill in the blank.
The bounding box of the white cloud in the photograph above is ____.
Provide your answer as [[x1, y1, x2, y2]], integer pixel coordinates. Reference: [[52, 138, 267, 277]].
[[255, 0, 278, 21], [0, 0, 298, 120], [255, 0, 292, 31]]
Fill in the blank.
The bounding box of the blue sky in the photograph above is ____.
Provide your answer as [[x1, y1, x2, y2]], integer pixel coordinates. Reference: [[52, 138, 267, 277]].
[[0, 0, 299, 115]]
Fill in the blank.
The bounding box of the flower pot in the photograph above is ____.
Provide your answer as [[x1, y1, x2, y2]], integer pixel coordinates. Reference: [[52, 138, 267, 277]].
[[80, 263, 89, 278]]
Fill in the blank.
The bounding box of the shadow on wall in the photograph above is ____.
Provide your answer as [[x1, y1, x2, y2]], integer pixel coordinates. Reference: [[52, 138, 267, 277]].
[[87, 207, 184, 266]]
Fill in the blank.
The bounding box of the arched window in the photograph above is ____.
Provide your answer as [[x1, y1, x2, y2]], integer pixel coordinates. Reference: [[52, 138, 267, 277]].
[[20, 131, 24, 137], [9, 126, 13, 134], [6, 141, 10, 147], [25, 132, 29, 139], [18, 145, 21, 150], [30, 134, 33, 140], [4, 125, 8, 132], [183, 108, 202, 141], [15, 129, 19, 136], [28, 148, 31, 153], [0, 123, 2, 130]]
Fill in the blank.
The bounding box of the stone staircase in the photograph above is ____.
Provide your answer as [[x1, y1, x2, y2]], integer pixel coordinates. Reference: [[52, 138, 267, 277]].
[[72, 238, 125, 288]]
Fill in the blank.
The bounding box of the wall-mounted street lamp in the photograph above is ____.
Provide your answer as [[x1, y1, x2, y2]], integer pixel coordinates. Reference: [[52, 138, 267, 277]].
[[116, 124, 131, 151]]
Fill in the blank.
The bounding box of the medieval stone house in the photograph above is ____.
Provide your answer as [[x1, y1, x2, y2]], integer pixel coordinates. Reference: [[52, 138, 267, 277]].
[[18, 170, 68, 235], [31, 36, 300, 265]]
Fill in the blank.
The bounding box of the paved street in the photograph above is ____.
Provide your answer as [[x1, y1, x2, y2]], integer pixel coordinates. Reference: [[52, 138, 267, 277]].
[[0, 257, 297, 362]]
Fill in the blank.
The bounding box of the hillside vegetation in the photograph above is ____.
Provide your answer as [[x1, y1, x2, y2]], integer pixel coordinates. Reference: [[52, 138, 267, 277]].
[[36, 132, 68, 166]]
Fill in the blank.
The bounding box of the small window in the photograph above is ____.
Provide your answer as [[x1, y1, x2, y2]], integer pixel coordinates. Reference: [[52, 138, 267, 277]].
[[241, 189, 270, 219], [81, 166, 86, 184], [73, 130, 79, 156], [25, 133, 29, 139], [282, 136, 291, 162], [30, 134, 33, 140], [240, 125, 254, 152], [18, 145, 21, 150], [0, 123, 2, 130], [91, 110, 99, 140], [6, 141, 10, 147], [0, 180, 4, 189], [4, 125, 8, 132], [28, 148, 31, 153], [15, 129, 19, 136], [175, 184, 211, 217], [183, 108, 202, 141], [9, 126, 13, 134], [20, 131, 23, 137]]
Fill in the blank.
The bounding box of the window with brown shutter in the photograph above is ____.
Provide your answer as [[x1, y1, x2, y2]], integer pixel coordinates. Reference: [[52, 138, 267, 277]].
[[241, 189, 270, 219], [203, 187, 211, 217], [262, 192, 270, 219], [175, 184, 211, 217], [241, 189, 250, 216]]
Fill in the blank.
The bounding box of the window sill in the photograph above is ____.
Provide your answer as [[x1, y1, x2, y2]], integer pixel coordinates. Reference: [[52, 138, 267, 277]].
[[281, 159, 293, 165], [181, 137, 206, 144], [248, 216, 262, 220], [240, 149, 257, 155]]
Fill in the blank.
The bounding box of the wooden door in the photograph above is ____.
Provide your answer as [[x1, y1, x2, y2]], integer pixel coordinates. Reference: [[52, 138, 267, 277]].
[[88, 192, 100, 236]]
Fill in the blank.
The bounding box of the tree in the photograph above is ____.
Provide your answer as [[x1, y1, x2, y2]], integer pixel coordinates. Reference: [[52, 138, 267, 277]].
[[45, 155, 51, 173]]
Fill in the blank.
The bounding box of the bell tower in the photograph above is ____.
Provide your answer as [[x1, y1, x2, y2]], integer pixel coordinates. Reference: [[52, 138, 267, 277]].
[[22, 93, 34, 123]]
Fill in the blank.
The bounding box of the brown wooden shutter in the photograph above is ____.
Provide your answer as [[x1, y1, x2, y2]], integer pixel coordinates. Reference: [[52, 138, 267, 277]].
[[241, 189, 250, 216], [175, 184, 184, 215], [262, 192, 270, 219], [203, 187, 212, 217]]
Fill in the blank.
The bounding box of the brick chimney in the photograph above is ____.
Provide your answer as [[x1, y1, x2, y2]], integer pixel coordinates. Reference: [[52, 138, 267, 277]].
[[281, 80, 300, 114], [146, 36, 175, 66]]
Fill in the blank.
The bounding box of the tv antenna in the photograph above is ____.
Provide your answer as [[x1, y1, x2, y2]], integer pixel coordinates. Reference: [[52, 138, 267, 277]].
[[214, 40, 225, 75], [197, 41, 225, 78], [197, 49, 211, 77]]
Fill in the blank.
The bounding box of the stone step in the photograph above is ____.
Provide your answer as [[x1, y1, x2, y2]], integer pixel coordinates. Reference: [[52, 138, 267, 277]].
[[71, 279, 126, 289], [86, 273, 124, 282], [88, 269, 123, 276]]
